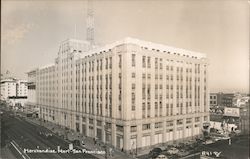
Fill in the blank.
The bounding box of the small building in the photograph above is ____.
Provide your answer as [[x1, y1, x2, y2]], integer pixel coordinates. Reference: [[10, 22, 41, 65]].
[[7, 96, 27, 108], [210, 93, 234, 107], [0, 78, 28, 102], [0, 78, 17, 100], [209, 93, 217, 106]]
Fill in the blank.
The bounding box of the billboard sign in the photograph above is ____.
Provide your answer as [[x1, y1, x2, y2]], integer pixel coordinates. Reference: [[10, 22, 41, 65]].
[[224, 107, 240, 117]]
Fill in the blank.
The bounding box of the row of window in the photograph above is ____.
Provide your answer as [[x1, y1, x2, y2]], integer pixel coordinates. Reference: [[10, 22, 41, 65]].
[[131, 117, 202, 132]]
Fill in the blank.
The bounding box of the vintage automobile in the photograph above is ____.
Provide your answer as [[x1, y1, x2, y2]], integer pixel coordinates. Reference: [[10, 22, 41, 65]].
[[167, 147, 179, 155], [148, 147, 162, 159]]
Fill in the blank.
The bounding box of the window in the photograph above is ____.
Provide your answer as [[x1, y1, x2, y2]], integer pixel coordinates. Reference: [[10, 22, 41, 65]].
[[166, 66, 169, 70], [130, 126, 137, 132], [119, 55, 122, 68], [166, 121, 173, 127], [155, 74, 158, 79], [177, 119, 183, 125], [142, 123, 151, 130], [105, 58, 108, 69], [142, 102, 146, 110], [89, 118, 94, 124], [132, 92, 135, 110], [142, 84, 146, 99], [116, 125, 124, 132], [155, 122, 162, 128], [159, 59, 163, 69], [195, 117, 200, 122], [76, 115, 79, 120], [204, 116, 208, 122], [109, 57, 112, 69], [155, 58, 158, 69], [147, 57, 151, 68], [142, 56, 146, 68], [132, 72, 136, 78], [147, 74, 151, 79], [132, 54, 136, 67], [105, 122, 111, 129], [132, 83, 136, 90], [97, 120, 102, 126], [100, 59, 102, 70], [92, 61, 94, 72], [186, 118, 192, 124]]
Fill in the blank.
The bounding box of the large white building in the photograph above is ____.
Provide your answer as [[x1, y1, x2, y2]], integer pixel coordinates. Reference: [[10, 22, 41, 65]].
[[0, 78, 28, 107], [0, 78, 28, 100], [0, 78, 17, 100], [27, 37, 209, 152]]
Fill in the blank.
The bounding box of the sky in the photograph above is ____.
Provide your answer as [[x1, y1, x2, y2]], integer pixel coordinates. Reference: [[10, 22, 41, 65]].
[[1, 0, 249, 93]]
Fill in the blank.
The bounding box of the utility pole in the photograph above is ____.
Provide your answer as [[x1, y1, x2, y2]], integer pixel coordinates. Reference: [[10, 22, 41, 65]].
[[86, 0, 94, 48]]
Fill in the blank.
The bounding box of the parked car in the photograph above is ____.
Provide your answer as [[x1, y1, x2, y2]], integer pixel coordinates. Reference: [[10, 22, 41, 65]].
[[167, 147, 179, 155], [203, 139, 214, 145], [177, 149, 189, 157], [72, 140, 81, 146], [155, 154, 168, 159], [148, 148, 162, 159]]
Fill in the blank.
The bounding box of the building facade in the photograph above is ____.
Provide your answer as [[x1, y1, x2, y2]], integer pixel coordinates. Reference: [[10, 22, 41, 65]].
[[210, 93, 235, 107], [1, 78, 28, 107], [210, 93, 217, 106], [0, 78, 28, 99], [27, 37, 209, 152], [26, 69, 39, 112], [217, 93, 234, 107], [239, 101, 249, 134], [0, 78, 17, 100], [16, 80, 28, 97]]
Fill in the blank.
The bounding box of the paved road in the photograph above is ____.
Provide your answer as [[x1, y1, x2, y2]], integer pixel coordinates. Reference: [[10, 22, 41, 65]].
[[1, 107, 97, 159], [197, 136, 249, 159], [137, 135, 249, 159]]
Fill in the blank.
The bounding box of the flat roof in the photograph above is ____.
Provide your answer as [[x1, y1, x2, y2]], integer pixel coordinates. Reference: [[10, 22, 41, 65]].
[[80, 37, 206, 59]]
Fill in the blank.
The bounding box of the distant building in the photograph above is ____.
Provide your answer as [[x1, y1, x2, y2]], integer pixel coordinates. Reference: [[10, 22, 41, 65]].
[[27, 37, 209, 152], [26, 69, 39, 115], [217, 93, 234, 107], [16, 80, 28, 97], [0, 78, 28, 106], [209, 93, 217, 106], [210, 93, 234, 107], [8, 96, 27, 108], [239, 101, 249, 134], [210, 103, 249, 134], [0, 78, 17, 100], [234, 96, 250, 107]]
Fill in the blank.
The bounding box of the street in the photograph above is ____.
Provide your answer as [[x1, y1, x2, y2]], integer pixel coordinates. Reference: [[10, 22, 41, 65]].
[[1, 107, 97, 159], [198, 135, 249, 159]]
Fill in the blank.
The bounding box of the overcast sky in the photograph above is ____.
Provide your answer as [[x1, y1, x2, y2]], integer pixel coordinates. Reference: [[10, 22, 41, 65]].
[[1, 0, 249, 93]]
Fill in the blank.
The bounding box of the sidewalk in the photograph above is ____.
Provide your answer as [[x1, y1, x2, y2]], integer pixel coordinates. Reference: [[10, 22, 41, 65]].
[[25, 117, 133, 159]]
